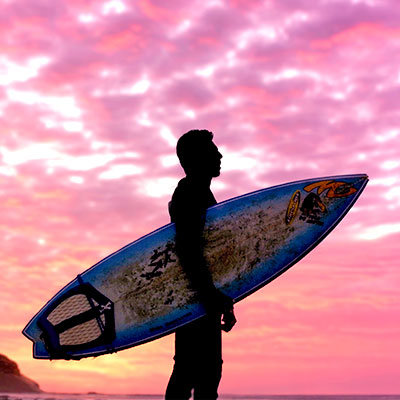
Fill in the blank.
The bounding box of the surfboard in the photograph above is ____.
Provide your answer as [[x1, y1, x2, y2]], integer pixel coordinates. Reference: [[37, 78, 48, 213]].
[[23, 174, 368, 360]]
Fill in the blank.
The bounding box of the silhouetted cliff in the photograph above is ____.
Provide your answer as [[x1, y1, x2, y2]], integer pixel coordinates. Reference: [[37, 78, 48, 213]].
[[0, 354, 42, 393]]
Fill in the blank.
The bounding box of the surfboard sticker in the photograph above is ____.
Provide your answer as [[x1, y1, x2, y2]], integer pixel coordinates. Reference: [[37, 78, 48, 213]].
[[303, 180, 358, 198], [299, 192, 327, 226], [285, 190, 301, 225]]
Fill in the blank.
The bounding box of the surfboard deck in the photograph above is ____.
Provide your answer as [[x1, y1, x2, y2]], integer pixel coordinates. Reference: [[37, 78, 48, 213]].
[[23, 174, 368, 360]]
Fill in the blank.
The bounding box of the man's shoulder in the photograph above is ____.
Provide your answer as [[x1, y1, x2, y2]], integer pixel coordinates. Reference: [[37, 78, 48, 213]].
[[171, 177, 196, 201], [169, 178, 188, 220], [169, 178, 207, 221]]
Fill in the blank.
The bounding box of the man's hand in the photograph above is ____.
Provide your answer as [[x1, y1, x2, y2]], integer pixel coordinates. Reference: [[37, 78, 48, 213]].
[[214, 290, 236, 332], [202, 289, 237, 331], [221, 307, 236, 332]]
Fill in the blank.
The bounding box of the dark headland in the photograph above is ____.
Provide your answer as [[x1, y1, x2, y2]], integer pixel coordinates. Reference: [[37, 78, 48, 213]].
[[0, 354, 42, 393]]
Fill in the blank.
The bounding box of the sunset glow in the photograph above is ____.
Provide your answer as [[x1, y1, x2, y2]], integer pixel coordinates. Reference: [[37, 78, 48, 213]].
[[1, 0, 399, 395]]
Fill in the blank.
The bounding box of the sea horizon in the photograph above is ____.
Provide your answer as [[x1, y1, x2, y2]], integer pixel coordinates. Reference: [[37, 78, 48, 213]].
[[1, 392, 400, 400]]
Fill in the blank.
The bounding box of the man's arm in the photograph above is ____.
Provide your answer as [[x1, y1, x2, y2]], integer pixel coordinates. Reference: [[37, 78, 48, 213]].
[[173, 202, 236, 329], [174, 215, 228, 310]]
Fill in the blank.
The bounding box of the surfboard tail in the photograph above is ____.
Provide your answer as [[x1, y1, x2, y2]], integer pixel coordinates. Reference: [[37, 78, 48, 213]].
[[24, 277, 116, 360]]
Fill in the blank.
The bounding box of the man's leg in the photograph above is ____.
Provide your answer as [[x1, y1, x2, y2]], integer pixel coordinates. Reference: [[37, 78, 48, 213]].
[[193, 360, 222, 400], [165, 360, 193, 400], [165, 313, 222, 400], [165, 322, 197, 400], [192, 313, 222, 400]]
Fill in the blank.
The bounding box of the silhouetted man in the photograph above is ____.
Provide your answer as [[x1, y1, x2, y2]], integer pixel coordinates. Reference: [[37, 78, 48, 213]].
[[165, 130, 236, 400]]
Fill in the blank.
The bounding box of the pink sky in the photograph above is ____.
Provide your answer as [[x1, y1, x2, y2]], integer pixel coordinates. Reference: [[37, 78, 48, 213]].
[[1, 0, 399, 395]]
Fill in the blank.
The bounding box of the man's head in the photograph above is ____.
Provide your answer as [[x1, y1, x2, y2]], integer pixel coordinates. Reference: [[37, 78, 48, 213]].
[[177, 129, 222, 178]]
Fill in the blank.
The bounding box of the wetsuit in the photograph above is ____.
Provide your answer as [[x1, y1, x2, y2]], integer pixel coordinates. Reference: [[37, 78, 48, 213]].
[[165, 177, 222, 400]]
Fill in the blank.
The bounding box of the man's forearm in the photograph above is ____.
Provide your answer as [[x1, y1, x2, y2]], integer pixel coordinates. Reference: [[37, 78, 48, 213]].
[[175, 236, 217, 295]]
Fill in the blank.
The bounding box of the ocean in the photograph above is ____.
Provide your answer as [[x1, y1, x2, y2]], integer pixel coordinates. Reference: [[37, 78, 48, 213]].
[[1, 394, 400, 400]]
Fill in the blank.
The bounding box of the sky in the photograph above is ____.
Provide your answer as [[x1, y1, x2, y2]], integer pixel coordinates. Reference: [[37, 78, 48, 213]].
[[1, 0, 399, 395]]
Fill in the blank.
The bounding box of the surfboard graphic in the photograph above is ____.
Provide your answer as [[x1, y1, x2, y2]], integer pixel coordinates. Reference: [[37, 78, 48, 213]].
[[23, 174, 368, 360]]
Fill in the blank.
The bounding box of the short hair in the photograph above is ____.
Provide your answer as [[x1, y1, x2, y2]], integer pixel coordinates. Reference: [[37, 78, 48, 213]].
[[176, 129, 214, 172]]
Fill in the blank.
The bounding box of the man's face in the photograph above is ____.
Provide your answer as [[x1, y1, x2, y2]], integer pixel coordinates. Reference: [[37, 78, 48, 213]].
[[186, 139, 223, 178], [204, 141, 223, 178]]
